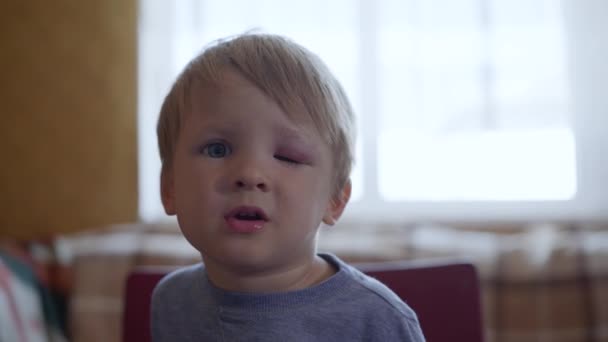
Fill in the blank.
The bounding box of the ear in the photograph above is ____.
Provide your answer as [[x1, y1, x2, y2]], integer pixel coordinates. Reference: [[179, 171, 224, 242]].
[[322, 179, 352, 226], [160, 166, 177, 215]]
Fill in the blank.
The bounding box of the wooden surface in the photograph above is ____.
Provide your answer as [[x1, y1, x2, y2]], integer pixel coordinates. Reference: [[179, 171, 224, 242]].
[[0, 1, 138, 239]]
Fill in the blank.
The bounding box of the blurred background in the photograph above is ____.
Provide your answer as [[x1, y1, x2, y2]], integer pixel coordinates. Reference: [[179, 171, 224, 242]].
[[138, 0, 606, 224], [1, 1, 607, 341]]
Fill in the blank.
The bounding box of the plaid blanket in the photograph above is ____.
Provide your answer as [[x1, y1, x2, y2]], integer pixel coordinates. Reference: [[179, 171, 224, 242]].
[[63, 222, 608, 342]]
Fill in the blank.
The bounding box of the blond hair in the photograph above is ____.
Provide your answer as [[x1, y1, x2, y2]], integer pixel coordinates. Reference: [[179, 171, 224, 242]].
[[157, 33, 356, 195]]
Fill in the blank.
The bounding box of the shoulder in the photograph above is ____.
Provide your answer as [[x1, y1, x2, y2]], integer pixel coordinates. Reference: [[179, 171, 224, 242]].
[[151, 264, 213, 341], [322, 254, 425, 341], [151, 263, 204, 307], [324, 254, 417, 318]]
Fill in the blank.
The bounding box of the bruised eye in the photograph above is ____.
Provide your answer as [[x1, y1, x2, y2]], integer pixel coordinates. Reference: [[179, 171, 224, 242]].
[[274, 155, 301, 165], [202, 142, 231, 158]]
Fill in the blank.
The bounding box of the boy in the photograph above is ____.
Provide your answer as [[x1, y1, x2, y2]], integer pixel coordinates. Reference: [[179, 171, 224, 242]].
[[151, 33, 425, 341]]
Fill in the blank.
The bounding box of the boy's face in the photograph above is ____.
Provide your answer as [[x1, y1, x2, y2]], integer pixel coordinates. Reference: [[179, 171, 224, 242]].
[[161, 69, 350, 275]]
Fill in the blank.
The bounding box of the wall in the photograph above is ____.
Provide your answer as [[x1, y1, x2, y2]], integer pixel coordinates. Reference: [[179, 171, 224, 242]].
[[0, 1, 138, 239]]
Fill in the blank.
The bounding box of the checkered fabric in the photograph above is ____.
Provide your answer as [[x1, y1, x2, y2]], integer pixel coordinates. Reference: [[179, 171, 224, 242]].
[[63, 222, 608, 342]]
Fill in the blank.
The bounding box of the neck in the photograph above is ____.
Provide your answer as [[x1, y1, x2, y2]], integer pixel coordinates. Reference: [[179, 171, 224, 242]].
[[202, 254, 335, 293]]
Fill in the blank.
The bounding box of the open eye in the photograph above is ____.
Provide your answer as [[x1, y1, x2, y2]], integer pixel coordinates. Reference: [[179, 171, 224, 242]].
[[202, 142, 231, 158]]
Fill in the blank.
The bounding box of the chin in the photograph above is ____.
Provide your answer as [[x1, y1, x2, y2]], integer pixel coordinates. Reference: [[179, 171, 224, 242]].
[[203, 244, 278, 269]]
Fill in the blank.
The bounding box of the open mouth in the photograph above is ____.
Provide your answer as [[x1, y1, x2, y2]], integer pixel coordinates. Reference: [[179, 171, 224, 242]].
[[235, 212, 264, 220], [225, 206, 269, 221], [224, 206, 268, 233]]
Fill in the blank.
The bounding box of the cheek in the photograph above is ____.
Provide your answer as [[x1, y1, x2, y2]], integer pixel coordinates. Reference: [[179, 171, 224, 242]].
[[279, 172, 333, 217], [173, 165, 215, 206]]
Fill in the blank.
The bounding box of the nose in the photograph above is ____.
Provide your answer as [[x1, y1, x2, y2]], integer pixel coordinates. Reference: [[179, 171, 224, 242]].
[[232, 159, 269, 192], [235, 176, 268, 191]]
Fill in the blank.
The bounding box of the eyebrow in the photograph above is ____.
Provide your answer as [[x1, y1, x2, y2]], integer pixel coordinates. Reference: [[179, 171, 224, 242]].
[[190, 119, 240, 138], [200, 124, 237, 137], [275, 125, 316, 146], [276, 126, 304, 140]]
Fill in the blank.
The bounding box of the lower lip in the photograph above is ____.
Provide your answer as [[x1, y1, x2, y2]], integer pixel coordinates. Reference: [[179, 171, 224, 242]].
[[225, 217, 266, 233]]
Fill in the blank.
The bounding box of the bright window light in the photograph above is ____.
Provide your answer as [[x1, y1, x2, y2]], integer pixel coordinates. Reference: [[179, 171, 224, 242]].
[[138, 0, 608, 222]]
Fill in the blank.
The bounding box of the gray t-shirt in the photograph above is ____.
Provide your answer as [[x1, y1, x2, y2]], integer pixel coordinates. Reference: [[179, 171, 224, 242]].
[[151, 253, 425, 341]]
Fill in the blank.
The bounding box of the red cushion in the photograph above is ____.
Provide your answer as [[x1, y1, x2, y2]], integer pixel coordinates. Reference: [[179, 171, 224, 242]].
[[123, 261, 484, 342]]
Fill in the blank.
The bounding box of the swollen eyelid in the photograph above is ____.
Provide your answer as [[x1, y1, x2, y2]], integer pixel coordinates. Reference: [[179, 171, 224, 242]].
[[275, 155, 300, 164], [275, 148, 312, 165]]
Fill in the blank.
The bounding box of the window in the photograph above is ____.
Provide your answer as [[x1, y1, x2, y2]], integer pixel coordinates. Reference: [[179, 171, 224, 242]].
[[138, 0, 608, 223]]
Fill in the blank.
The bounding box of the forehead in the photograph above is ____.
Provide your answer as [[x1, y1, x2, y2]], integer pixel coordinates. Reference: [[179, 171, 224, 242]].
[[185, 69, 319, 137]]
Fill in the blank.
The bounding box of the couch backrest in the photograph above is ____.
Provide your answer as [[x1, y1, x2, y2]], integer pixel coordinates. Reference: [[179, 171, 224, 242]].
[[123, 260, 484, 342]]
